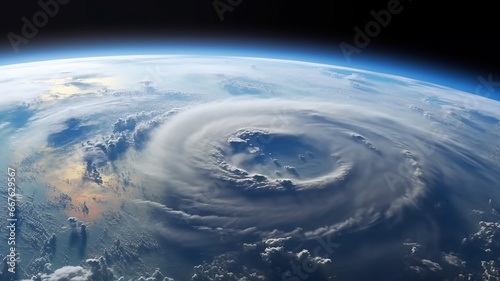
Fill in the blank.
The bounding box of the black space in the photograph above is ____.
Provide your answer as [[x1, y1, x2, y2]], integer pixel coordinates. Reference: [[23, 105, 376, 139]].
[[0, 0, 498, 89]]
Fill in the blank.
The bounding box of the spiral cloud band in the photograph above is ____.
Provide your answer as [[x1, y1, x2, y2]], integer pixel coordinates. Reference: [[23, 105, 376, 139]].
[[141, 98, 493, 243]]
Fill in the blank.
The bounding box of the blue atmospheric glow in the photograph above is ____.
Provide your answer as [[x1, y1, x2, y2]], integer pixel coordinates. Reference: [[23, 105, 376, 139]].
[[0, 38, 496, 100]]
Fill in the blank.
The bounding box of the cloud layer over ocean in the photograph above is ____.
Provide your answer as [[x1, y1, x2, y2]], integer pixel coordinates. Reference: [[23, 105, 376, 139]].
[[140, 99, 498, 245]]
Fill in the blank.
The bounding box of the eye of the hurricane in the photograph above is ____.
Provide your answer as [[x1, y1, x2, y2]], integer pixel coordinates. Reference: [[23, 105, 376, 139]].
[[143, 100, 431, 240], [224, 129, 336, 181]]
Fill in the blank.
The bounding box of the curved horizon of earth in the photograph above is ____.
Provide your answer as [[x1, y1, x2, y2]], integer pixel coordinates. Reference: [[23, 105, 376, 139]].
[[0, 55, 499, 281]]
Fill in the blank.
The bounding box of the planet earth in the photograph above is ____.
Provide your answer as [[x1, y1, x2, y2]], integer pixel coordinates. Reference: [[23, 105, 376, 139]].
[[0, 55, 499, 281]]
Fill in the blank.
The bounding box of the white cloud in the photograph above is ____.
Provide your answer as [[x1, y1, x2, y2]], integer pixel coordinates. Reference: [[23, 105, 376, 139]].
[[441, 252, 465, 267], [262, 237, 291, 246], [137, 97, 499, 245], [481, 260, 500, 281], [421, 259, 442, 272], [24, 265, 91, 281]]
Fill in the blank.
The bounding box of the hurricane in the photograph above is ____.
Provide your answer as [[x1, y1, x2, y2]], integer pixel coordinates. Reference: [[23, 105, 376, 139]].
[[2, 55, 500, 281], [139, 98, 493, 247]]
